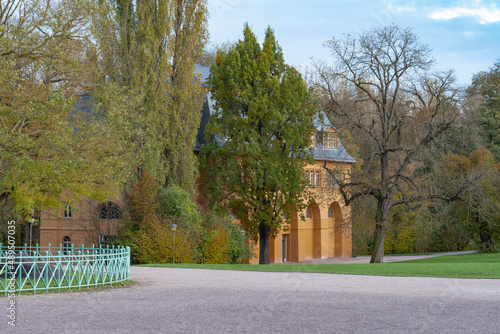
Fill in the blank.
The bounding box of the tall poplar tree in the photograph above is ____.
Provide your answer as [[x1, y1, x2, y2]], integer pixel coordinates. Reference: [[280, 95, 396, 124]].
[[94, 0, 208, 191], [201, 25, 317, 264], [165, 0, 208, 190]]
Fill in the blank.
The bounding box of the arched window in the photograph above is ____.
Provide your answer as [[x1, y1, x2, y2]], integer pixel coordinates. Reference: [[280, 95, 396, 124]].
[[99, 202, 121, 220], [63, 236, 71, 255], [305, 207, 311, 219]]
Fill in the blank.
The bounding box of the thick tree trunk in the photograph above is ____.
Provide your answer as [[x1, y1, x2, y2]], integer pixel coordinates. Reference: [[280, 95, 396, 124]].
[[370, 198, 388, 263], [259, 221, 271, 264], [479, 222, 495, 252]]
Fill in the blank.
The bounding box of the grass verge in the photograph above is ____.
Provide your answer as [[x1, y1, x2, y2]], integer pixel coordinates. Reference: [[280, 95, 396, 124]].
[[138, 253, 500, 279]]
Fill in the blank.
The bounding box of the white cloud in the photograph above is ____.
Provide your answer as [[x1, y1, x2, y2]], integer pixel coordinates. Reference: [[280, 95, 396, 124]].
[[386, 1, 416, 14], [429, 6, 500, 24], [392, 5, 416, 13]]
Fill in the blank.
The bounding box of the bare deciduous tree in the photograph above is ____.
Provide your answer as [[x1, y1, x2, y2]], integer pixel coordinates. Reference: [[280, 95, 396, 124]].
[[313, 25, 461, 263]]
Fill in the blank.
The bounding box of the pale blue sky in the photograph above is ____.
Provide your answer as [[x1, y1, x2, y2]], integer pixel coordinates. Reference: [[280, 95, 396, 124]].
[[207, 0, 500, 85]]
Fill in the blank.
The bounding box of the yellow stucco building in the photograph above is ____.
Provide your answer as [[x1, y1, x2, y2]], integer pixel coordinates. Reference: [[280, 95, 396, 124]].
[[236, 134, 355, 264]]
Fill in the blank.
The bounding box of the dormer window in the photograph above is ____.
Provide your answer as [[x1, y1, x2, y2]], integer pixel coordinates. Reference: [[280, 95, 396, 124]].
[[310, 132, 316, 147], [323, 130, 338, 149]]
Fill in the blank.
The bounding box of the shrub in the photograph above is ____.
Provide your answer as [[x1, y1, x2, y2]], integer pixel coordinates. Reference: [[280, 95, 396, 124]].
[[198, 210, 252, 264], [156, 185, 201, 232], [121, 173, 251, 264], [131, 223, 197, 264]]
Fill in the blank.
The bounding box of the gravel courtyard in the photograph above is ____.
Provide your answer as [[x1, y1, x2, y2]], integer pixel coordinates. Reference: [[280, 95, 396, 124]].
[[3, 265, 500, 334]]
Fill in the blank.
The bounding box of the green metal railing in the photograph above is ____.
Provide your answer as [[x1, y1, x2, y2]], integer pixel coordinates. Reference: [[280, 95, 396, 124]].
[[0, 244, 130, 294]]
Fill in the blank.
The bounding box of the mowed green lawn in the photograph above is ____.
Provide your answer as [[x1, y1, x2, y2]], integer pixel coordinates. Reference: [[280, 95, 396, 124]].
[[140, 253, 500, 279]]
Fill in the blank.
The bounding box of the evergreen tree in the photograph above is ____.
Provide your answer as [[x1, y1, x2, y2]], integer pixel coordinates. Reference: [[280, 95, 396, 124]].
[[201, 24, 317, 264], [468, 61, 500, 160]]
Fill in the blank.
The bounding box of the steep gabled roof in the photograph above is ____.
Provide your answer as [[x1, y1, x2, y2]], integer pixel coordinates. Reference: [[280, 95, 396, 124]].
[[194, 65, 356, 163], [311, 115, 356, 163]]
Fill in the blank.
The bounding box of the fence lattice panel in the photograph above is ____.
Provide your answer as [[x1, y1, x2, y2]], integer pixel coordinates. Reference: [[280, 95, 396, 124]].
[[0, 244, 130, 294]]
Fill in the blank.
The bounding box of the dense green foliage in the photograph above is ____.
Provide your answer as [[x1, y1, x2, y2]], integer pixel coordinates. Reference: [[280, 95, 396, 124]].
[[0, 0, 209, 243], [0, 0, 129, 221], [94, 0, 208, 191], [352, 198, 476, 256], [120, 172, 250, 264], [468, 61, 500, 160], [197, 210, 253, 264], [437, 148, 500, 252], [201, 24, 318, 264], [157, 185, 202, 231]]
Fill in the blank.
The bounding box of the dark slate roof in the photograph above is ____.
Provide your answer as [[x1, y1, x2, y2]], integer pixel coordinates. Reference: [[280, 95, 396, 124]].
[[311, 131, 356, 163], [194, 95, 212, 151], [194, 64, 210, 87], [193, 65, 356, 164], [311, 115, 356, 163], [72, 93, 98, 118]]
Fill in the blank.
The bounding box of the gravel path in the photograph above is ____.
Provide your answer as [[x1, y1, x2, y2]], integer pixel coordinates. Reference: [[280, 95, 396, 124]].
[[2, 263, 500, 334]]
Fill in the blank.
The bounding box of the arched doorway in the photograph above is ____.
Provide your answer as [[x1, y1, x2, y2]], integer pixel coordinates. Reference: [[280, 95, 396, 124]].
[[306, 202, 321, 259], [330, 202, 343, 257]]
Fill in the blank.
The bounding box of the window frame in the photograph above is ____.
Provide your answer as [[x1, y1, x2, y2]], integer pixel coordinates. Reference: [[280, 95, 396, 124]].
[[99, 202, 122, 220], [63, 203, 71, 219], [63, 236, 71, 255], [310, 132, 316, 148], [322, 129, 338, 149]]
